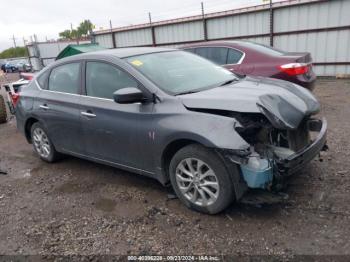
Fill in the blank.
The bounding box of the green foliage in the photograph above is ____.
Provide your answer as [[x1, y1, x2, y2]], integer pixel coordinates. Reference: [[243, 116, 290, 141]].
[[77, 20, 94, 36], [59, 20, 95, 39], [59, 30, 72, 39], [0, 47, 28, 59]]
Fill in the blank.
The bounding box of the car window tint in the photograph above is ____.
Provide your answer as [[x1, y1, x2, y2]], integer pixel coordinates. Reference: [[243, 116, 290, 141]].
[[227, 49, 243, 64], [86, 62, 138, 99], [37, 70, 50, 89], [48, 63, 80, 94], [196, 47, 228, 65]]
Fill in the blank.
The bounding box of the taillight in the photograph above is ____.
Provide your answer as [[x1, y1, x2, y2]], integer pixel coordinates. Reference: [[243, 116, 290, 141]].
[[11, 93, 20, 107], [278, 63, 309, 76]]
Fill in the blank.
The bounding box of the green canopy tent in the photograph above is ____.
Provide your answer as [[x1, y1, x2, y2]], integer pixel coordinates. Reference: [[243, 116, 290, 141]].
[[56, 43, 106, 60]]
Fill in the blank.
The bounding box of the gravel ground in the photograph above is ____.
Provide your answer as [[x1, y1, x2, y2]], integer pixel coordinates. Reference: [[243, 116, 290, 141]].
[[0, 74, 350, 257]]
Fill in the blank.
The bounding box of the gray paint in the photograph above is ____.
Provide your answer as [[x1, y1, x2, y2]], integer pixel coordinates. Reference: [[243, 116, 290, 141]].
[[16, 48, 323, 190]]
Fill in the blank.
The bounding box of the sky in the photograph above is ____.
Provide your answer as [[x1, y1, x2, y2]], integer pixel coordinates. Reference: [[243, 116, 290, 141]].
[[0, 0, 285, 52]]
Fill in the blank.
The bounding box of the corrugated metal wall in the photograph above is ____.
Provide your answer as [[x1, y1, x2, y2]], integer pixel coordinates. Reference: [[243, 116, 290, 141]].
[[95, 34, 114, 48], [207, 11, 270, 39], [115, 28, 153, 47], [274, 0, 350, 32], [273, 0, 350, 75], [155, 21, 204, 44], [91, 0, 350, 76]]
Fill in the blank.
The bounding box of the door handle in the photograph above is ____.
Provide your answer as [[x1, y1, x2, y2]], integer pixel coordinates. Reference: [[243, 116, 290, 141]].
[[39, 104, 49, 110], [81, 111, 96, 118]]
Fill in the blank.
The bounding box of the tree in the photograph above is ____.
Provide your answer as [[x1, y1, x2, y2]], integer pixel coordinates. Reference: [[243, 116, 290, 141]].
[[77, 20, 94, 36], [70, 29, 79, 39], [0, 47, 28, 59], [59, 30, 72, 39], [58, 20, 95, 40]]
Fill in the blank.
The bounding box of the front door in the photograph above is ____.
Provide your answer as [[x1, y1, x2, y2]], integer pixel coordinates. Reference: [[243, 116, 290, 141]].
[[79, 61, 155, 171]]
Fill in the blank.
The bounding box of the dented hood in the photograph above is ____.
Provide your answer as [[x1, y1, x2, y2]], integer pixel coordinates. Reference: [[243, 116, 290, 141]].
[[179, 76, 320, 129]]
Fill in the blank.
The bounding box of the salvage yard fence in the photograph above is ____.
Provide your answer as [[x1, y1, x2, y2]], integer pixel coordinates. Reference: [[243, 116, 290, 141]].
[[93, 0, 350, 76]]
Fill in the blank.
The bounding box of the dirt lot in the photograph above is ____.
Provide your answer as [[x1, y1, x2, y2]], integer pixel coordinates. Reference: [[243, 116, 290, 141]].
[[0, 74, 350, 256]]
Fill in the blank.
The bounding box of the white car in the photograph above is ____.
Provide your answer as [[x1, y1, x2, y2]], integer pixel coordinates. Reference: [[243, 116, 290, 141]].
[[1, 78, 29, 116]]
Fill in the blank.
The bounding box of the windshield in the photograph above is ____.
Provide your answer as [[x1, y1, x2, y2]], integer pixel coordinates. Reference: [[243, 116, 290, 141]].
[[125, 51, 237, 95]]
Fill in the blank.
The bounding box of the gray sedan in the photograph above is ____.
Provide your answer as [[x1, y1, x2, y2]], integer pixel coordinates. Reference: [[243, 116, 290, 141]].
[[16, 47, 327, 214]]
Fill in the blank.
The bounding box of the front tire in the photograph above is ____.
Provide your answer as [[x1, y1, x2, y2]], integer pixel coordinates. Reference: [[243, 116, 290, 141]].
[[30, 122, 60, 162], [169, 144, 235, 214]]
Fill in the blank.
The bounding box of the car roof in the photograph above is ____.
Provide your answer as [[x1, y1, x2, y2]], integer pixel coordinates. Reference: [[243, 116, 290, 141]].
[[76, 47, 177, 59], [182, 40, 240, 46]]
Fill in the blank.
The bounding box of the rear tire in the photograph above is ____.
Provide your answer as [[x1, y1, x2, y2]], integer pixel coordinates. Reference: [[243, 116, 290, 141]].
[[169, 144, 235, 214], [0, 95, 7, 124], [30, 122, 61, 163]]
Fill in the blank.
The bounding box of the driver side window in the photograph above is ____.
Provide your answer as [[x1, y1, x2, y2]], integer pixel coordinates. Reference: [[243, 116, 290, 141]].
[[86, 62, 138, 99]]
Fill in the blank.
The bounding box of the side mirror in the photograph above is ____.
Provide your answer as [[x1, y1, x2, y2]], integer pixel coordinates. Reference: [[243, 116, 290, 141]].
[[113, 87, 147, 104]]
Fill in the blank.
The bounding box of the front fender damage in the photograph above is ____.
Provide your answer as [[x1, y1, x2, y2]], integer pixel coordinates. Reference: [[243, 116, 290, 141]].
[[186, 108, 327, 202]]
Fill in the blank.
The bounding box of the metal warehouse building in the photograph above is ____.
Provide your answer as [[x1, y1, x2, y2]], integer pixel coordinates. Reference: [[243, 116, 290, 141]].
[[26, 39, 91, 71], [93, 0, 350, 76]]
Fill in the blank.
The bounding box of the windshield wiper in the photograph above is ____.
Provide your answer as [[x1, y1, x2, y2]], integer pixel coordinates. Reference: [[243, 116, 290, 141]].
[[219, 78, 239, 86], [175, 90, 200, 96]]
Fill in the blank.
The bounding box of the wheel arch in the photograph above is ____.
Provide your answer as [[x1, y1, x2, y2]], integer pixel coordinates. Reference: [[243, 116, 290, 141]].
[[159, 136, 248, 201], [160, 138, 203, 184], [24, 117, 39, 143]]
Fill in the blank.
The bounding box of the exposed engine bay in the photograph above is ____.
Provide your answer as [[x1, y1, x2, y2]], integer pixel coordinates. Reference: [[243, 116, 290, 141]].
[[192, 108, 327, 191], [234, 112, 309, 157]]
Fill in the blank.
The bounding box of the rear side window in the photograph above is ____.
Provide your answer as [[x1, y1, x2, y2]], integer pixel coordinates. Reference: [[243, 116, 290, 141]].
[[85, 62, 138, 99], [48, 63, 80, 94], [196, 47, 228, 65], [37, 70, 50, 89], [227, 48, 244, 64]]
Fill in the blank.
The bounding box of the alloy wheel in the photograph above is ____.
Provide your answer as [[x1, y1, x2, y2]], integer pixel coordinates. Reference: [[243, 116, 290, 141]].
[[175, 158, 219, 206], [33, 127, 51, 158]]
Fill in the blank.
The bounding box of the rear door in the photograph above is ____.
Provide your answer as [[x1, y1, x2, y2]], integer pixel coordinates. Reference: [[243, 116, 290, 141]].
[[79, 60, 154, 170], [195, 47, 228, 65], [36, 62, 83, 154], [223, 48, 245, 74]]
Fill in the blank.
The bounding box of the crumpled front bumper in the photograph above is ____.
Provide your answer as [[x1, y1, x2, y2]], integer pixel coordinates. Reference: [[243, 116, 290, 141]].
[[275, 117, 327, 176]]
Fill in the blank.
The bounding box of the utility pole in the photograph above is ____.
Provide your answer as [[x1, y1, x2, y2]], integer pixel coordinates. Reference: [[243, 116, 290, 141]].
[[149, 12, 156, 46], [10, 35, 17, 48], [201, 2, 208, 41], [109, 19, 113, 30], [10, 35, 17, 57], [110, 19, 117, 48], [148, 12, 152, 25], [269, 0, 274, 46]]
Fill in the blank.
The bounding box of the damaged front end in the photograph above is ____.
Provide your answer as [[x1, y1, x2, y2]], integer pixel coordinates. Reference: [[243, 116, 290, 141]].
[[180, 77, 328, 196], [223, 110, 327, 192]]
